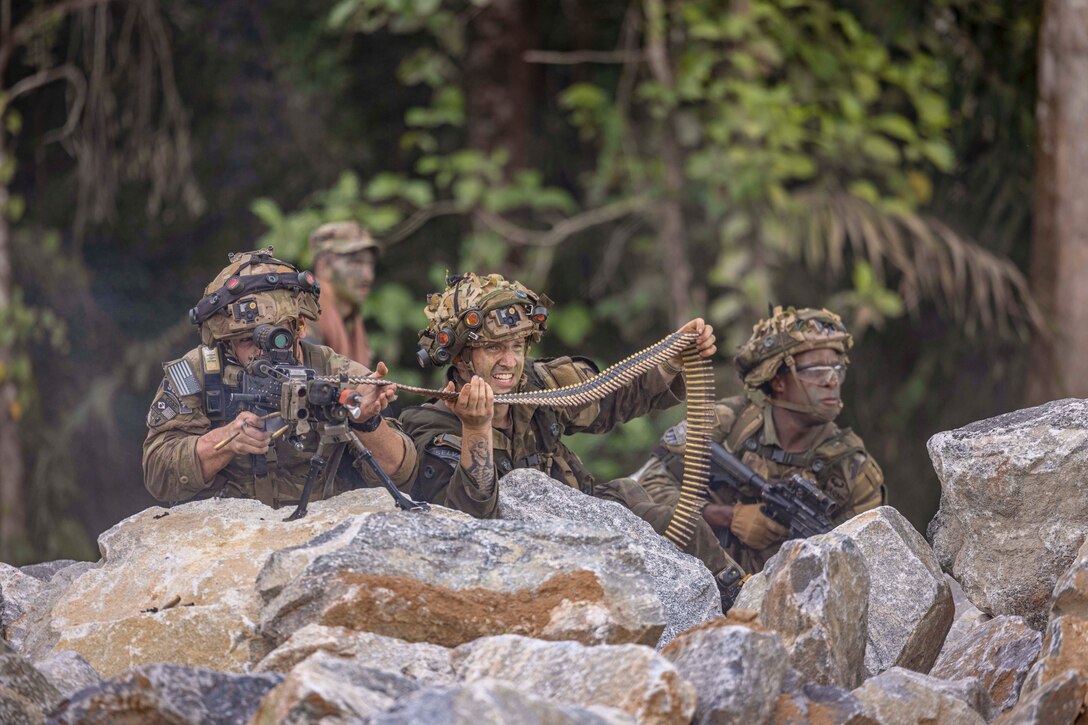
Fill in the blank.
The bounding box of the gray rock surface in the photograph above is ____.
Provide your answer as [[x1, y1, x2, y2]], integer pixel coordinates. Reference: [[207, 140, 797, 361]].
[[48, 662, 281, 724], [852, 667, 987, 724], [0, 563, 44, 644], [931, 615, 1041, 716], [251, 651, 421, 724], [498, 469, 719, 646], [759, 532, 870, 688], [254, 623, 454, 683], [451, 634, 696, 724], [927, 400, 1088, 629], [836, 506, 953, 677], [994, 669, 1086, 725], [370, 679, 636, 724], [18, 560, 80, 582], [732, 570, 768, 612], [1021, 538, 1088, 698], [0, 649, 62, 723], [660, 620, 787, 724], [259, 512, 666, 650], [771, 669, 875, 724], [32, 649, 100, 698]]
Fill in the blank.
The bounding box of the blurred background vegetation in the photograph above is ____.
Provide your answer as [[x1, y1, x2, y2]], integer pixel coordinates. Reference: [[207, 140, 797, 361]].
[[1, 0, 1071, 563]]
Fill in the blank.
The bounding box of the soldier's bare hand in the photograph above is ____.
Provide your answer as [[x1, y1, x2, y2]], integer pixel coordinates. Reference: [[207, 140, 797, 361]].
[[677, 318, 716, 359], [220, 411, 271, 455], [445, 377, 494, 432], [351, 361, 397, 422]]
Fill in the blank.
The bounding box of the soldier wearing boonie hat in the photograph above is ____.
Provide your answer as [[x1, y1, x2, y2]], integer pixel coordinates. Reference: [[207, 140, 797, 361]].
[[637, 306, 885, 574], [399, 272, 750, 609], [306, 222, 381, 367]]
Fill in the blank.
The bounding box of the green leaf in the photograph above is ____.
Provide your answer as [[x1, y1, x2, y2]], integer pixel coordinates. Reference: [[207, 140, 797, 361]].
[[249, 198, 284, 228], [861, 135, 901, 165], [871, 114, 916, 142], [327, 0, 358, 29], [921, 140, 955, 172], [549, 304, 592, 347]]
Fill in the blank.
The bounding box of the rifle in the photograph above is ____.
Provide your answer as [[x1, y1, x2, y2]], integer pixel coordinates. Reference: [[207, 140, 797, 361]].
[[708, 439, 836, 541], [218, 323, 428, 519]]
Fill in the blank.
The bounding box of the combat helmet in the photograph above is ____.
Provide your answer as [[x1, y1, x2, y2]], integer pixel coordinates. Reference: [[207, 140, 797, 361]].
[[417, 272, 552, 368], [308, 221, 381, 260], [734, 306, 852, 391], [189, 247, 321, 347]]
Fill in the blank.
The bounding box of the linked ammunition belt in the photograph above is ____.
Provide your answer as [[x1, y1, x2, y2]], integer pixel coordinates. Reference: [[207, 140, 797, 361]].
[[315, 330, 713, 549]]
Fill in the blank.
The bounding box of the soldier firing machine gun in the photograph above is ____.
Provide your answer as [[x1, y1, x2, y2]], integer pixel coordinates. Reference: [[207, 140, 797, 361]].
[[708, 439, 836, 542], [214, 323, 428, 520]]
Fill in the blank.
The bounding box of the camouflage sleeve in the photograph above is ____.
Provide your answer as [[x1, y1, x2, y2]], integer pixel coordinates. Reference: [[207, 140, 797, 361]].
[[142, 379, 215, 503], [842, 453, 885, 518], [398, 408, 499, 519], [567, 359, 687, 436]]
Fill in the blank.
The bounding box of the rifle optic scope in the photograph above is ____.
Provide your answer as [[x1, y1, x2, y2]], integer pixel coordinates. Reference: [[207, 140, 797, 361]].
[[253, 324, 295, 353]]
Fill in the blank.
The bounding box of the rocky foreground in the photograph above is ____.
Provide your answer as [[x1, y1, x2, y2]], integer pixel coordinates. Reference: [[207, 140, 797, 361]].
[[1, 399, 1088, 723]]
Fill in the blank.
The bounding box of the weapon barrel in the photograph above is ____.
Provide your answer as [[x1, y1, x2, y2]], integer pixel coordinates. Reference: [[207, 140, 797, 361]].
[[709, 440, 768, 493]]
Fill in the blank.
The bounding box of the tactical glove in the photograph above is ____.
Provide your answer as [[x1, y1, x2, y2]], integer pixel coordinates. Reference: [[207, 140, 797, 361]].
[[730, 502, 789, 550]]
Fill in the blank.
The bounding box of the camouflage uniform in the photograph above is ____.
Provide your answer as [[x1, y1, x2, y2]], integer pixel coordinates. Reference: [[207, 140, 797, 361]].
[[142, 248, 416, 507], [399, 273, 739, 577], [638, 307, 885, 573], [143, 341, 416, 507]]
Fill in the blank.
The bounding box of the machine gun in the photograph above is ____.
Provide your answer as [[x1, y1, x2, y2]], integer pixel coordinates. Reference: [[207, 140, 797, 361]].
[[219, 323, 427, 519], [709, 440, 836, 541]]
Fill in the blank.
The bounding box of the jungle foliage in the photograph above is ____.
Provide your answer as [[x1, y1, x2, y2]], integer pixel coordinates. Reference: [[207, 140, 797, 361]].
[[5, 0, 1043, 561]]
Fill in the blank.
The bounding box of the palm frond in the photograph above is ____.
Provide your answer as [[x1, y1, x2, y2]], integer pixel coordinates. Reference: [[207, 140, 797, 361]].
[[790, 192, 1044, 340]]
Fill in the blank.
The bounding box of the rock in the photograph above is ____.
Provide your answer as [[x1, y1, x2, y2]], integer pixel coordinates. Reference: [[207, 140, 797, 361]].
[[498, 469, 719, 646], [251, 651, 421, 724], [1021, 539, 1088, 699], [0, 650, 62, 723], [0, 563, 45, 643], [993, 670, 1087, 725], [370, 679, 636, 724], [21, 490, 405, 677], [836, 506, 953, 677], [660, 619, 787, 724], [32, 649, 100, 698], [930, 615, 1041, 716], [852, 667, 987, 724], [259, 512, 666, 650], [927, 400, 1088, 629], [254, 623, 454, 684], [18, 560, 81, 582], [939, 575, 993, 659], [50, 663, 281, 724], [732, 571, 768, 612], [771, 669, 876, 724], [759, 533, 870, 688], [451, 634, 696, 724], [8, 562, 95, 654]]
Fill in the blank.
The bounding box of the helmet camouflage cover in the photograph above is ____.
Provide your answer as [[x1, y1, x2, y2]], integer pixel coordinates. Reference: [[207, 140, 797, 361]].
[[417, 272, 552, 368], [190, 247, 322, 347], [734, 306, 852, 390], [308, 221, 381, 259]]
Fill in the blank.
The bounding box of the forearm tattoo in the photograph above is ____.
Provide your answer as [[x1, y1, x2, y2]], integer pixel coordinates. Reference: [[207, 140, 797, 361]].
[[466, 439, 496, 496]]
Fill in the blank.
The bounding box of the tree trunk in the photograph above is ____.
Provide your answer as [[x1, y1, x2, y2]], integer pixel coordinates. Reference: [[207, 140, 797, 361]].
[[1025, 0, 1088, 404], [0, 136, 27, 560], [644, 0, 692, 327]]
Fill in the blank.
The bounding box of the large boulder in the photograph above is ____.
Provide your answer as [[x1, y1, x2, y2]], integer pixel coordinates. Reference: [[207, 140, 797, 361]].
[[254, 624, 454, 684], [930, 615, 1041, 716], [836, 506, 953, 677], [852, 667, 987, 724], [49, 663, 282, 724], [759, 533, 870, 688], [250, 652, 421, 724], [259, 512, 666, 649], [32, 650, 101, 699], [660, 619, 787, 724], [18, 490, 408, 676], [0, 564, 44, 644], [771, 669, 875, 725], [451, 634, 696, 725], [927, 400, 1088, 629], [370, 679, 636, 724], [0, 646, 63, 722], [939, 575, 992, 659], [498, 469, 719, 646]]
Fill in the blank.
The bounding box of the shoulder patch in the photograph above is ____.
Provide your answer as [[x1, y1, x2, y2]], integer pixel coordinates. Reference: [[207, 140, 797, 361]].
[[663, 420, 688, 447], [164, 357, 200, 397], [147, 388, 184, 429], [424, 433, 463, 462]]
